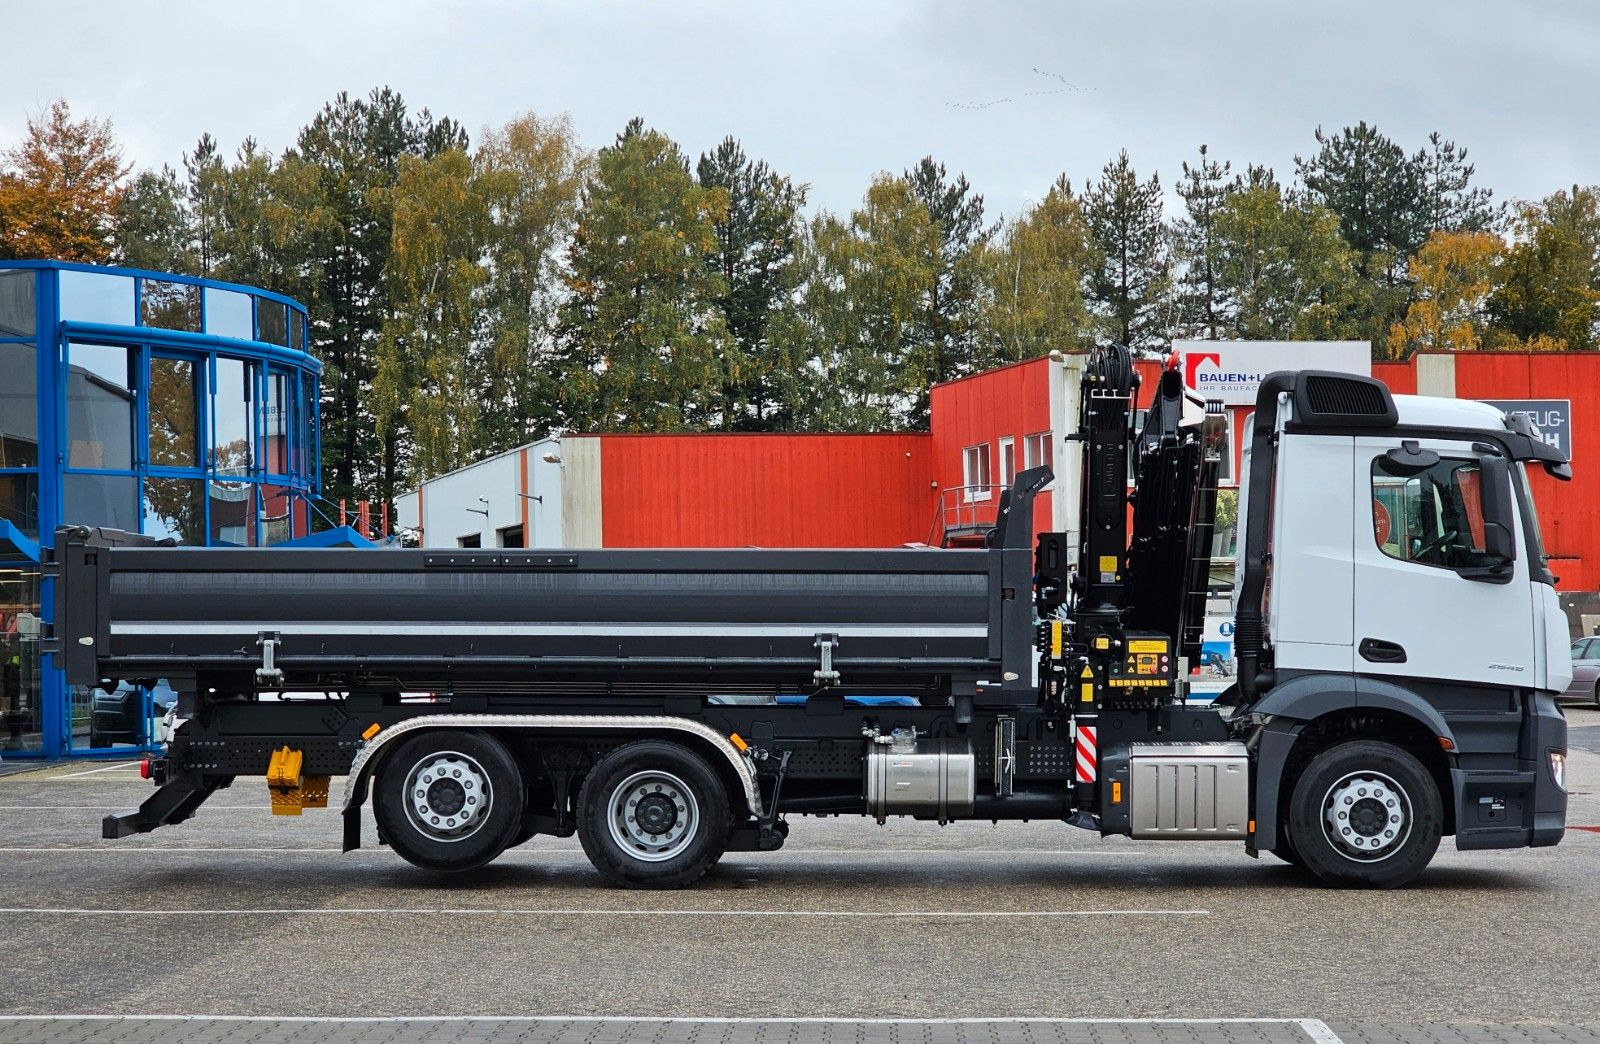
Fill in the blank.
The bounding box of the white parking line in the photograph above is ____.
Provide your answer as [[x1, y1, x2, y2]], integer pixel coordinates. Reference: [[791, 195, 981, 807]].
[[40, 763, 141, 779], [1300, 1019, 1345, 1043], [0, 906, 1209, 918], [0, 1015, 1339, 1039]]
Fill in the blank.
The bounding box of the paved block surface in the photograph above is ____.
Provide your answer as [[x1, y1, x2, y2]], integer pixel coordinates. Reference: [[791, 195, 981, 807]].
[[3, 707, 1599, 1042], [1, 1020, 1599, 1044]]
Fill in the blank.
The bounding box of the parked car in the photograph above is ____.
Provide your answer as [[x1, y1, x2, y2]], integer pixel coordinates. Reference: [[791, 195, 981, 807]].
[[1564, 637, 1600, 707]]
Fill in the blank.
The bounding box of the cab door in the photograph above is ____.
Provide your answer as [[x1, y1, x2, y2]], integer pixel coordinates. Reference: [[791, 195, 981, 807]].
[[1352, 437, 1535, 688]]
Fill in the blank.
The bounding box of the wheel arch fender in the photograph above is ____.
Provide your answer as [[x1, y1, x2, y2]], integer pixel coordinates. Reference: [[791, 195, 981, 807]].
[[1250, 673, 1457, 853], [339, 714, 760, 852]]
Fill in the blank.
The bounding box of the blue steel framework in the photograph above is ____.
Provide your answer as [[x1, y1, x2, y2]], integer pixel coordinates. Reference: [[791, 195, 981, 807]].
[[0, 261, 321, 758]]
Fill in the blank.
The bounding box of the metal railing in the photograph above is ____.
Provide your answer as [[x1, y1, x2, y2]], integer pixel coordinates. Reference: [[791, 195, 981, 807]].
[[927, 484, 1006, 547]]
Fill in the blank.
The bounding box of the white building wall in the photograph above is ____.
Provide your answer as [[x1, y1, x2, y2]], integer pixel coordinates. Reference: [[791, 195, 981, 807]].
[[401, 437, 567, 549]]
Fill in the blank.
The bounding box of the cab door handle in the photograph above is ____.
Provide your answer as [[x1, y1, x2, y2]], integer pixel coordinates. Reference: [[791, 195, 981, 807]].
[[1359, 637, 1407, 664]]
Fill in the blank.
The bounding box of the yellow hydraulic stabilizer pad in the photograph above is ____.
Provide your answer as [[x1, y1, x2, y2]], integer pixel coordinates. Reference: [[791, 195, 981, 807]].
[[266, 746, 307, 816]]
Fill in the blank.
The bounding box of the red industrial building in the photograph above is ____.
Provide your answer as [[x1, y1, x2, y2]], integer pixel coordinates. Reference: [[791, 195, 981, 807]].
[[398, 344, 1597, 603]]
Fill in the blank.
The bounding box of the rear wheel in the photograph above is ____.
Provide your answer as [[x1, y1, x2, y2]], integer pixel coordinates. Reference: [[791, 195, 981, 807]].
[[374, 729, 525, 873], [577, 740, 731, 889], [1285, 739, 1442, 889]]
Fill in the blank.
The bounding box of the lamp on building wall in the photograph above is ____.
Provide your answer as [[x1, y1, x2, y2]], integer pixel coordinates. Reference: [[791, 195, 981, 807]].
[[466, 497, 489, 518], [517, 493, 544, 504], [541, 451, 563, 465]]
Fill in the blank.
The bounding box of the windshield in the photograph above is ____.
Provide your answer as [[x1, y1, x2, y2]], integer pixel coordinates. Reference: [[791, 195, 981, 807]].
[[1513, 462, 1553, 583]]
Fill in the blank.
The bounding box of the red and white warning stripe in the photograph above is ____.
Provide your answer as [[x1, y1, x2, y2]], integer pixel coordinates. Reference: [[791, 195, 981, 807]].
[[1074, 723, 1097, 782]]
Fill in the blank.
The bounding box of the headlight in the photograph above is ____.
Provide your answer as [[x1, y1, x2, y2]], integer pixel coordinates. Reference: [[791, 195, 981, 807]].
[[1549, 749, 1567, 792]]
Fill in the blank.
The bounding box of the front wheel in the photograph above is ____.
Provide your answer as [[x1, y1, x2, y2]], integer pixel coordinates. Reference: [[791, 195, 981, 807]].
[[373, 729, 526, 873], [1591, 680, 1599, 710], [1284, 739, 1442, 889], [577, 741, 731, 889]]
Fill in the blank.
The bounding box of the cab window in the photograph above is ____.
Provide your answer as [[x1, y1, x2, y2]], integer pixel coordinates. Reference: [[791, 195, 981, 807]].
[[1372, 456, 1497, 570]]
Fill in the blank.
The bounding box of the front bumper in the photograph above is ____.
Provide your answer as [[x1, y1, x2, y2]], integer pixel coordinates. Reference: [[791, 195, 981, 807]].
[[1454, 690, 1566, 850]]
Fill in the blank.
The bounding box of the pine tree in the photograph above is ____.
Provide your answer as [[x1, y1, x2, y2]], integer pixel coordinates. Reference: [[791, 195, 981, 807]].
[[1295, 122, 1426, 282], [554, 118, 730, 432], [1083, 151, 1169, 351], [1173, 144, 1232, 339], [1416, 132, 1499, 235], [287, 87, 456, 508], [113, 165, 194, 273], [184, 133, 224, 275], [697, 137, 807, 430]]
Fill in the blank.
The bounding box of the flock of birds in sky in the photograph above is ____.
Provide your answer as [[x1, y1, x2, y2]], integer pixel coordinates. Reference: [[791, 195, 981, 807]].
[[944, 67, 1096, 111]]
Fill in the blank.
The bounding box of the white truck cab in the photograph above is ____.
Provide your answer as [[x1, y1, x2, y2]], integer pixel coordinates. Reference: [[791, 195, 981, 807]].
[[1232, 375, 1570, 870]]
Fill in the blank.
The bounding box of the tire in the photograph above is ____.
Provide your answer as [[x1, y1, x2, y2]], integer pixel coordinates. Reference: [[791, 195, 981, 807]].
[[1284, 739, 1442, 889], [373, 729, 525, 873], [1591, 680, 1599, 710], [577, 740, 731, 889]]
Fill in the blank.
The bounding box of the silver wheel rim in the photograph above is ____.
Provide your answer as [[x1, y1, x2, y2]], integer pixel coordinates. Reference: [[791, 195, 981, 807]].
[[1322, 769, 1412, 863], [607, 769, 700, 863], [403, 751, 492, 843]]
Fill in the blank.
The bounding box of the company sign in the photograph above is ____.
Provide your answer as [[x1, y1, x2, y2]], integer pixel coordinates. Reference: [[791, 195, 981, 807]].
[[1481, 399, 1572, 460], [1175, 340, 1371, 406]]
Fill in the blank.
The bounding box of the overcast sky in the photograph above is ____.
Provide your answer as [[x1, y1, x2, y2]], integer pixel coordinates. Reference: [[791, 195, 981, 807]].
[[5, 0, 1597, 221]]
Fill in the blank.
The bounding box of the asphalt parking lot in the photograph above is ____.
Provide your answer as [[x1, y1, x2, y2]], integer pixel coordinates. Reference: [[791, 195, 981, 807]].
[[2, 710, 1599, 1044]]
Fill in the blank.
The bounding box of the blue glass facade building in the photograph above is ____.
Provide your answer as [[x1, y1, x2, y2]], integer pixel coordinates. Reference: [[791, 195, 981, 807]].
[[0, 261, 322, 758]]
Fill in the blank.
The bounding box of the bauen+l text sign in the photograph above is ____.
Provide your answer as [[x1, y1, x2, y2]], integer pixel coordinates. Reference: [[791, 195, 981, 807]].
[[1481, 399, 1573, 460], [1174, 341, 1372, 406]]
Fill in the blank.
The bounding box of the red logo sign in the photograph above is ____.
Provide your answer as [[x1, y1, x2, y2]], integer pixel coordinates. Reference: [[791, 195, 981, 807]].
[[1184, 352, 1221, 389]]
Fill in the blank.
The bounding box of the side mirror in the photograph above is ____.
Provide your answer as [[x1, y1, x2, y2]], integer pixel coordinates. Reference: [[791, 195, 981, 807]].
[[1479, 455, 1517, 567]]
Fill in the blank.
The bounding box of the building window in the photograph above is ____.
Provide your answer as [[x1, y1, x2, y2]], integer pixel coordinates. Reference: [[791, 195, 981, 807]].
[[498, 524, 525, 548], [59, 271, 133, 326], [209, 481, 257, 546], [203, 287, 253, 340], [140, 280, 201, 333], [212, 357, 256, 477], [148, 356, 200, 468], [143, 477, 206, 545], [962, 444, 991, 501], [0, 472, 39, 537], [0, 269, 35, 337], [998, 436, 1016, 488], [0, 343, 38, 468], [256, 298, 288, 346], [63, 473, 138, 532], [265, 371, 291, 475], [458, 533, 482, 548], [66, 342, 134, 470], [1024, 431, 1052, 471]]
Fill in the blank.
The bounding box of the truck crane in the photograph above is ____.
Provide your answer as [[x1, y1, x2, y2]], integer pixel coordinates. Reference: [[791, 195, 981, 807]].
[[45, 346, 1572, 888]]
